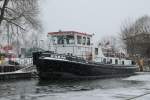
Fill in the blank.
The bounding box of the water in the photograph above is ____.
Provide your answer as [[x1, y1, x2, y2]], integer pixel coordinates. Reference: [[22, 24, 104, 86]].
[[0, 72, 150, 100]]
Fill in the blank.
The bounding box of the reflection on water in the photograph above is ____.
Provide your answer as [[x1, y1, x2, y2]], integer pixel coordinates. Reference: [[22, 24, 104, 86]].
[[37, 78, 144, 92], [0, 73, 150, 100]]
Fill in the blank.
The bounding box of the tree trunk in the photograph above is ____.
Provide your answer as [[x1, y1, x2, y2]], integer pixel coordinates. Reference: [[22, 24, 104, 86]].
[[0, 0, 9, 25]]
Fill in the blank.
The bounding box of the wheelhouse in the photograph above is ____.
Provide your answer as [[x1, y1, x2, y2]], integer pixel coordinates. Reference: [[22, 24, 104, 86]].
[[47, 31, 93, 60]]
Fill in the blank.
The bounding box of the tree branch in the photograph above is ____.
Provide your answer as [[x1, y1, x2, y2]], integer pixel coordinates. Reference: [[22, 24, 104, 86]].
[[3, 17, 25, 31]]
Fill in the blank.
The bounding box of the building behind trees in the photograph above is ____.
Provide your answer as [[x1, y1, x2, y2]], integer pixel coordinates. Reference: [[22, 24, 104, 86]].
[[121, 15, 150, 71]]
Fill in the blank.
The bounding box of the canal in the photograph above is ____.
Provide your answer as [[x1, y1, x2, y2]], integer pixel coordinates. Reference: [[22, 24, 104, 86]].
[[0, 72, 150, 100]]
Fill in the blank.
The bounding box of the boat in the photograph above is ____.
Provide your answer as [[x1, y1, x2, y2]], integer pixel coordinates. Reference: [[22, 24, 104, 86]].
[[33, 31, 138, 80], [0, 53, 35, 80]]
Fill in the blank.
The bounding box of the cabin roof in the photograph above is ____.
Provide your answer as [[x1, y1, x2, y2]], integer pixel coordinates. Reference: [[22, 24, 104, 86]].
[[48, 31, 93, 37]]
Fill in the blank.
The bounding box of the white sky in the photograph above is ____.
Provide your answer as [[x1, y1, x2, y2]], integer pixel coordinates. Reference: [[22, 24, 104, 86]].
[[40, 0, 150, 41]]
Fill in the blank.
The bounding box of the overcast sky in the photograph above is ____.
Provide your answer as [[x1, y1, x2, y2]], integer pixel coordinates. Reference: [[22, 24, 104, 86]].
[[40, 0, 150, 41]]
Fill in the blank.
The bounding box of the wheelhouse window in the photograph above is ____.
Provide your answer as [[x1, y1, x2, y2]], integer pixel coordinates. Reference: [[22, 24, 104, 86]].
[[57, 35, 64, 44], [87, 37, 90, 45], [77, 35, 82, 44], [51, 36, 57, 44], [66, 35, 75, 44], [82, 37, 86, 45]]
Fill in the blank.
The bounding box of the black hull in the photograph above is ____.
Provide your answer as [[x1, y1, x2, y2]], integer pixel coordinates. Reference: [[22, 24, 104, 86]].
[[35, 58, 138, 80]]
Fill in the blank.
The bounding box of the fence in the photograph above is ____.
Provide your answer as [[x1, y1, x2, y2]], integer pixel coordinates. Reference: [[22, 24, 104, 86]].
[[3, 58, 33, 66]]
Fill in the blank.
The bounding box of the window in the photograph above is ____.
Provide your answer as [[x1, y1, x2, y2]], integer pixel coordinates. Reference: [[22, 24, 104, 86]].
[[66, 35, 75, 44], [122, 61, 124, 65], [77, 36, 82, 44], [51, 36, 57, 44], [83, 37, 86, 45], [95, 48, 98, 55], [87, 37, 90, 45], [103, 58, 106, 63], [132, 61, 135, 65], [110, 59, 112, 64], [57, 35, 64, 44], [115, 59, 118, 64]]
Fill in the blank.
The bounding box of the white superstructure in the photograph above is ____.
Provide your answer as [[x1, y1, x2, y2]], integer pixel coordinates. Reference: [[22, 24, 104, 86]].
[[47, 31, 133, 65]]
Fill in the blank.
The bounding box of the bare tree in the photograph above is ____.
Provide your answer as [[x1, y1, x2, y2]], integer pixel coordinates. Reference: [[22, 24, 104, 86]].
[[0, 0, 41, 38], [0, 0, 42, 54], [120, 15, 150, 58], [0, 0, 41, 31], [98, 36, 118, 52]]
